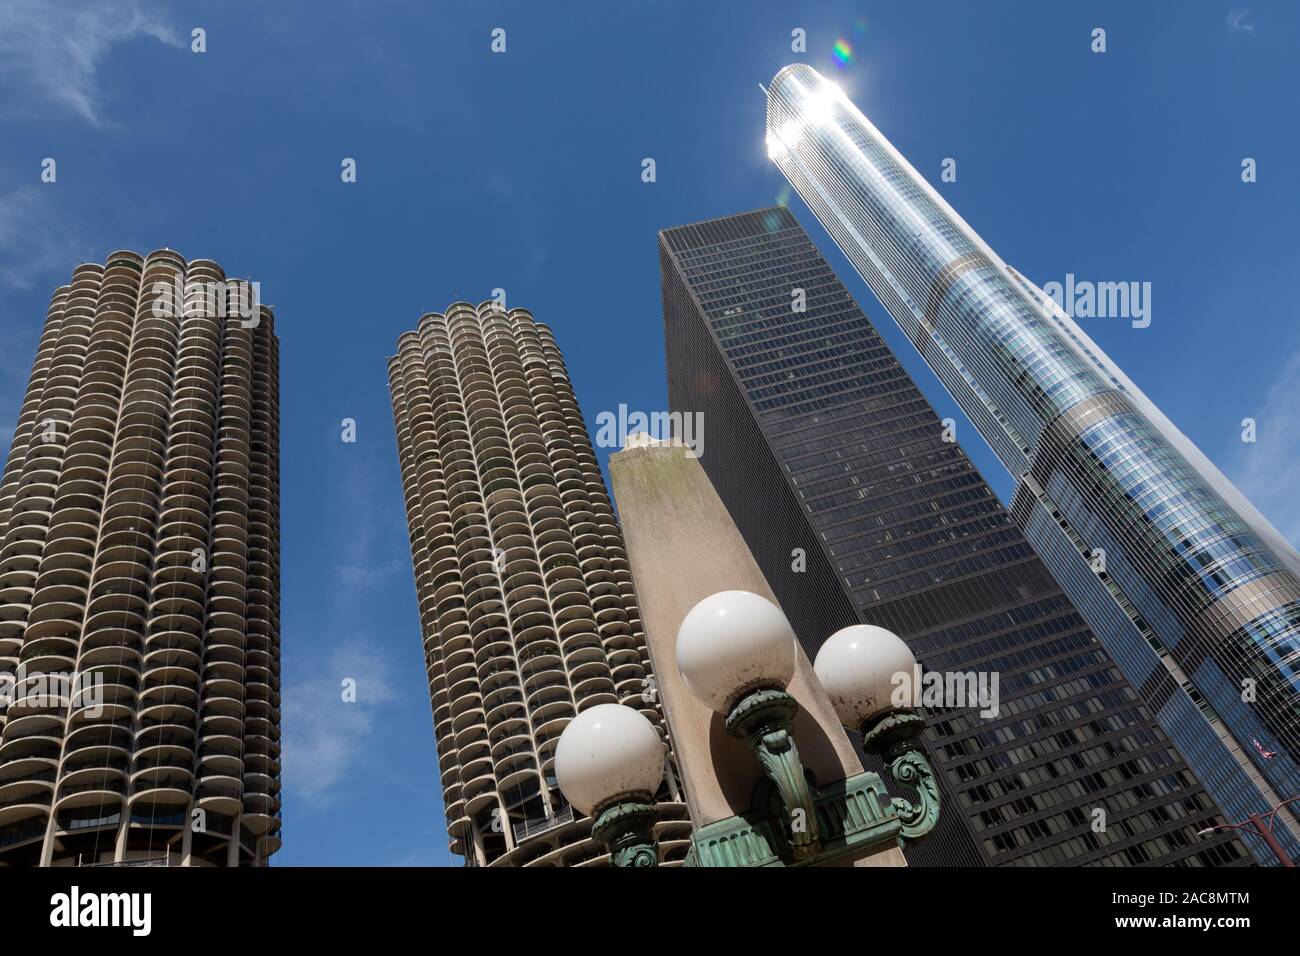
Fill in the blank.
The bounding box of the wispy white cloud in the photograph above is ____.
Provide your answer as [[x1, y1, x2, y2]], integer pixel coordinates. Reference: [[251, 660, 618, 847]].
[[0, 325, 37, 447], [0, 0, 182, 125], [1227, 342, 1300, 549], [330, 454, 406, 590], [0, 187, 95, 290], [522, 239, 549, 281], [0, 187, 97, 443], [390, 844, 444, 867], [336, 557, 405, 589], [278, 434, 412, 809], [1227, 9, 1255, 33], [281, 638, 399, 808]]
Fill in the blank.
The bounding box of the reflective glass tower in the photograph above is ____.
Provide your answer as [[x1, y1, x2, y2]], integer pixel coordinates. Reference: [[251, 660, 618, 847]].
[[661, 208, 1247, 867], [766, 63, 1300, 861]]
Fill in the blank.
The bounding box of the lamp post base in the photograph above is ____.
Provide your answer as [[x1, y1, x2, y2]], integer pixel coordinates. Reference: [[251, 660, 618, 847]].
[[686, 769, 904, 866], [592, 801, 659, 867], [726, 687, 823, 862]]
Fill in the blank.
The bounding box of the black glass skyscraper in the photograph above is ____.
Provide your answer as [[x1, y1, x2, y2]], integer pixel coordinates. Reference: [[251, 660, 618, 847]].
[[660, 207, 1246, 866]]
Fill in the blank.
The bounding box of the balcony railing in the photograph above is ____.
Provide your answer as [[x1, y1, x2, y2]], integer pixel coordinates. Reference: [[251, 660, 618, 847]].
[[512, 804, 574, 843], [81, 852, 171, 867]]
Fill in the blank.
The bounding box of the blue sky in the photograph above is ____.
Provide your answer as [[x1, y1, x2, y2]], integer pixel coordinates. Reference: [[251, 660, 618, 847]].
[[1, 1, 1297, 866]]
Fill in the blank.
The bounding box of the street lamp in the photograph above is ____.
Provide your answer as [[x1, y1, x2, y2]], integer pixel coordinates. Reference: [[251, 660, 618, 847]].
[[675, 590, 820, 860], [814, 625, 941, 840], [556, 591, 943, 866], [554, 703, 666, 867], [676, 590, 942, 863], [1196, 795, 1300, 867]]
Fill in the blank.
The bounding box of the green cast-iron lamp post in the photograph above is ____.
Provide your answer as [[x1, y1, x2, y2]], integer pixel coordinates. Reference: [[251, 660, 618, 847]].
[[676, 590, 822, 861], [554, 703, 666, 867], [814, 624, 941, 842], [555, 591, 942, 866]]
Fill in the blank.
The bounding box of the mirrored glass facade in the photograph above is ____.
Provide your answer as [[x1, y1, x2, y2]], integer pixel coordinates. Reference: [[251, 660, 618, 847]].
[[661, 208, 1246, 866], [766, 63, 1300, 862]]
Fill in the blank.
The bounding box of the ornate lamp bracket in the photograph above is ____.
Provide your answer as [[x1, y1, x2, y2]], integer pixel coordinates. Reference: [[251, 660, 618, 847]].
[[726, 687, 822, 862], [861, 709, 940, 842], [592, 800, 659, 867]]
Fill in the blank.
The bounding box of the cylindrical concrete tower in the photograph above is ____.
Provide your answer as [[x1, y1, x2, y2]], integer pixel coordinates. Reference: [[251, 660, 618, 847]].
[[0, 250, 281, 866], [387, 301, 689, 866]]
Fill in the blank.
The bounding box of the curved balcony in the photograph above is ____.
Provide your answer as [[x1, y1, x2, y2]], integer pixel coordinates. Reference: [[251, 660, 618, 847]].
[[194, 777, 243, 816]]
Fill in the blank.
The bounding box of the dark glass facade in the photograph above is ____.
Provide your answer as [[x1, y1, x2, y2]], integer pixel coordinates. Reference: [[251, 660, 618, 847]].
[[660, 207, 1247, 866]]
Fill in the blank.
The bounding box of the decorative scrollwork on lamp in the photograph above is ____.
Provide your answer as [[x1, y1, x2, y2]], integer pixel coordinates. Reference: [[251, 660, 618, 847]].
[[592, 802, 660, 867], [725, 686, 821, 861], [861, 710, 941, 841], [815, 624, 941, 843]]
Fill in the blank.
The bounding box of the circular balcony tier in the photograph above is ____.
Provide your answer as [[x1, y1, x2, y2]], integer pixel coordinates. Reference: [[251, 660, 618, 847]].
[[388, 302, 684, 867]]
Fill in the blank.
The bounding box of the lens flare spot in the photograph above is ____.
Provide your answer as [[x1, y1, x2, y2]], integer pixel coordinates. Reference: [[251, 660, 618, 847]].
[[832, 38, 853, 66]]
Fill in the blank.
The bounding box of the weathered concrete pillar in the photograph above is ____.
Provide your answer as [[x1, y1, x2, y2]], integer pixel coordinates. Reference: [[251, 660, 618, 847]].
[[609, 437, 904, 867], [180, 804, 195, 867]]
